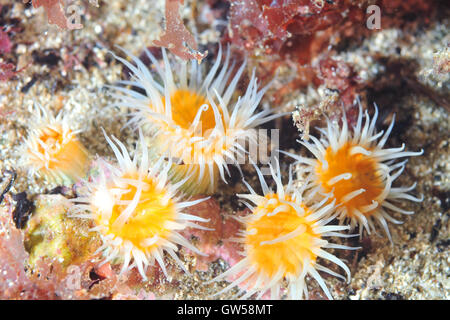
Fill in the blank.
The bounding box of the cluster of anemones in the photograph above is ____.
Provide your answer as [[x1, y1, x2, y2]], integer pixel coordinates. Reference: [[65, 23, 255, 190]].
[[21, 47, 423, 300], [206, 105, 423, 299]]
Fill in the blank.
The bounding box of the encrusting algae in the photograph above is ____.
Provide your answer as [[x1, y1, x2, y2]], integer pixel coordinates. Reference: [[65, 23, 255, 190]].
[[24, 195, 100, 269]]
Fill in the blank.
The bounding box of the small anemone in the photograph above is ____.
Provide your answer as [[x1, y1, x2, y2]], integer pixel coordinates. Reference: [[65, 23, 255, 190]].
[[70, 130, 210, 280], [285, 103, 424, 243], [108, 46, 284, 195], [22, 103, 89, 184], [209, 160, 354, 299]]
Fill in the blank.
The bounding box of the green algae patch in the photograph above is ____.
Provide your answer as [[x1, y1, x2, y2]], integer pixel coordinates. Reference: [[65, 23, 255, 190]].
[[24, 195, 101, 269]]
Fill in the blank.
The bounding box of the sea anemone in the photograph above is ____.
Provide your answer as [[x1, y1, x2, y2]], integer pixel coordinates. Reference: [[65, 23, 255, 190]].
[[22, 103, 89, 183], [108, 46, 283, 195], [285, 104, 423, 242], [210, 160, 353, 299], [69, 130, 209, 280]]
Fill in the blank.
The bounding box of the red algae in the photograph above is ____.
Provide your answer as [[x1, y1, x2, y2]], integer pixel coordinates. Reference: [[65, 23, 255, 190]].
[[180, 197, 244, 272], [23, 0, 82, 29], [316, 56, 362, 112], [226, 0, 437, 61], [153, 0, 207, 62], [0, 203, 39, 299], [224, 0, 439, 111], [0, 30, 12, 54], [0, 62, 17, 81], [226, 0, 356, 60]]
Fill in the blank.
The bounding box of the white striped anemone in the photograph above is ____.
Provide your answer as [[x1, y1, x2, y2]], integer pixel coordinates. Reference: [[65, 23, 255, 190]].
[[70, 130, 209, 280], [22, 103, 89, 183], [108, 46, 283, 195], [210, 160, 354, 300], [284, 104, 423, 243]]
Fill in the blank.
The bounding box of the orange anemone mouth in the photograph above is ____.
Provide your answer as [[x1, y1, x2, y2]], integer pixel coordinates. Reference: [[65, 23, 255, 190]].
[[150, 89, 229, 195], [156, 89, 224, 135], [37, 126, 65, 156], [246, 194, 319, 278], [152, 89, 228, 162], [315, 142, 384, 217]]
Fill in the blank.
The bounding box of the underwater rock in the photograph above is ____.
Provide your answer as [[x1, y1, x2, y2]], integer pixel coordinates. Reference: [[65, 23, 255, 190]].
[[24, 194, 101, 268], [181, 197, 243, 272]]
